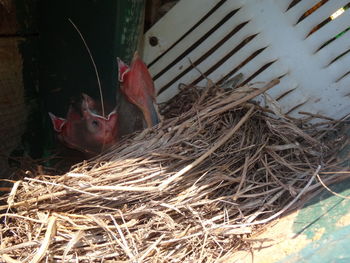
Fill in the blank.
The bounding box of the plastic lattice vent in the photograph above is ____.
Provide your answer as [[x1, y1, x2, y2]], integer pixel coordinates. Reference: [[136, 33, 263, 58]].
[[143, 0, 350, 119]]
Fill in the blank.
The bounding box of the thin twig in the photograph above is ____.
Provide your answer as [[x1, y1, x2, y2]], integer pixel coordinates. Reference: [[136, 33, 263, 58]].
[[29, 216, 57, 263], [159, 106, 255, 189], [316, 173, 350, 199], [68, 18, 105, 117]]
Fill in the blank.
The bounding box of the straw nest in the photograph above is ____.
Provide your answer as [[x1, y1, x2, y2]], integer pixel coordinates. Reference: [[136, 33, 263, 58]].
[[0, 79, 347, 262]]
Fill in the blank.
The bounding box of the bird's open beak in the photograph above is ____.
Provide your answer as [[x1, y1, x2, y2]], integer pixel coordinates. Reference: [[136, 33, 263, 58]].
[[48, 112, 66, 132], [139, 95, 159, 128], [117, 57, 130, 82], [126, 52, 160, 128]]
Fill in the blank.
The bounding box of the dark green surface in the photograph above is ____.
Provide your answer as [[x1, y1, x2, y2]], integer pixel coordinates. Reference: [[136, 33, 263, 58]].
[[38, 0, 145, 113], [280, 224, 350, 263], [292, 178, 350, 239], [278, 178, 350, 263], [18, 0, 145, 158]]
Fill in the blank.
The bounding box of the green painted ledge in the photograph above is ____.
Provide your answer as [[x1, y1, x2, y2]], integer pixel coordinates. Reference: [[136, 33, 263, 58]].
[[278, 178, 350, 263]]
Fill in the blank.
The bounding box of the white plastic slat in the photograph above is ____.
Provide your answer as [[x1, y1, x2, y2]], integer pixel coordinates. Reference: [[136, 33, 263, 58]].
[[243, 59, 287, 84], [280, 90, 310, 114], [284, 0, 319, 24], [297, 0, 349, 38], [144, 0, 350, 119], [284, 75, 350, 118], [271, 0, 291, 13], [199, 59, 288, 94], [315, 81, 350, 116], [157, 83, 180, 104], [156, 32, 267, 101], [282, 79, 348, 116], [143, 0, 225, 64], [149, 0, 244, 78], [242, 1, 316, 66], [251, 77, 307, 115], [339, 74, 350, 90], [157, 35, 265, 103], [196, 46, 284, 88], [316, 29, 350, 68], [154, 17, 260, 92], [273, 77, 303, 105], [271, 75, 299, 99], [306, 9, 350, 50], [328, 51, 350, 82]]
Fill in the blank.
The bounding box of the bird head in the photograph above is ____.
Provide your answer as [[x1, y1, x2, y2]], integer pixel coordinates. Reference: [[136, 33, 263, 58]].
[[117, 51, 159, 128], [49, 93, 118, 156]]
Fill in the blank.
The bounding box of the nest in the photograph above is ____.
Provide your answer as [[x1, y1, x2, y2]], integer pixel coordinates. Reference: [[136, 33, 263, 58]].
[[0, 79, 348, 262]]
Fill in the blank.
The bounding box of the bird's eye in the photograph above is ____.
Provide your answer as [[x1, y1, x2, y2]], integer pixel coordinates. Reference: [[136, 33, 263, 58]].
[[92, 120, 99, 127]]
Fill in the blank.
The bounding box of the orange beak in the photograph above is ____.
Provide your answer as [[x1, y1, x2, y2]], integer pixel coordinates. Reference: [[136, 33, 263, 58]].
[[117, 52, 159, 128]]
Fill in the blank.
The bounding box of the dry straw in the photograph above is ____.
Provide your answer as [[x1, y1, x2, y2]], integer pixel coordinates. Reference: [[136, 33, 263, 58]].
[[0, 79, 347, 262]]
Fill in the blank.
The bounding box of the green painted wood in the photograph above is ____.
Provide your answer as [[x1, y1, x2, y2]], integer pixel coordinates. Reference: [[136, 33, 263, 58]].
[[33, 0, 145, 158], [292, 179, 350, 239], [277, 178, 350, 263], [280, 225, 350, 263], [14, 0, 39, 35]]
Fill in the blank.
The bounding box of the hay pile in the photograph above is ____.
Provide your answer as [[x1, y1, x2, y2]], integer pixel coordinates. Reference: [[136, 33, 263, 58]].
[[0, 79, 346, 262]]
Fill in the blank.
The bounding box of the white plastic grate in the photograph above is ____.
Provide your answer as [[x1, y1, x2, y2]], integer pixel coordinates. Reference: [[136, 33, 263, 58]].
[[143, 0, 350, 119]]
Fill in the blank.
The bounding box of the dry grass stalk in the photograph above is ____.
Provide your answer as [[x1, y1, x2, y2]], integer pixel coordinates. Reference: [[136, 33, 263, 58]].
[[0, 79, 347, 262]]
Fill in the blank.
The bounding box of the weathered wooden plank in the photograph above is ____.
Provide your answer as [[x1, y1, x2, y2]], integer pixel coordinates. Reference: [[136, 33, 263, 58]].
[[0, 38, 26, 178], [0, 0, 18, 35]]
